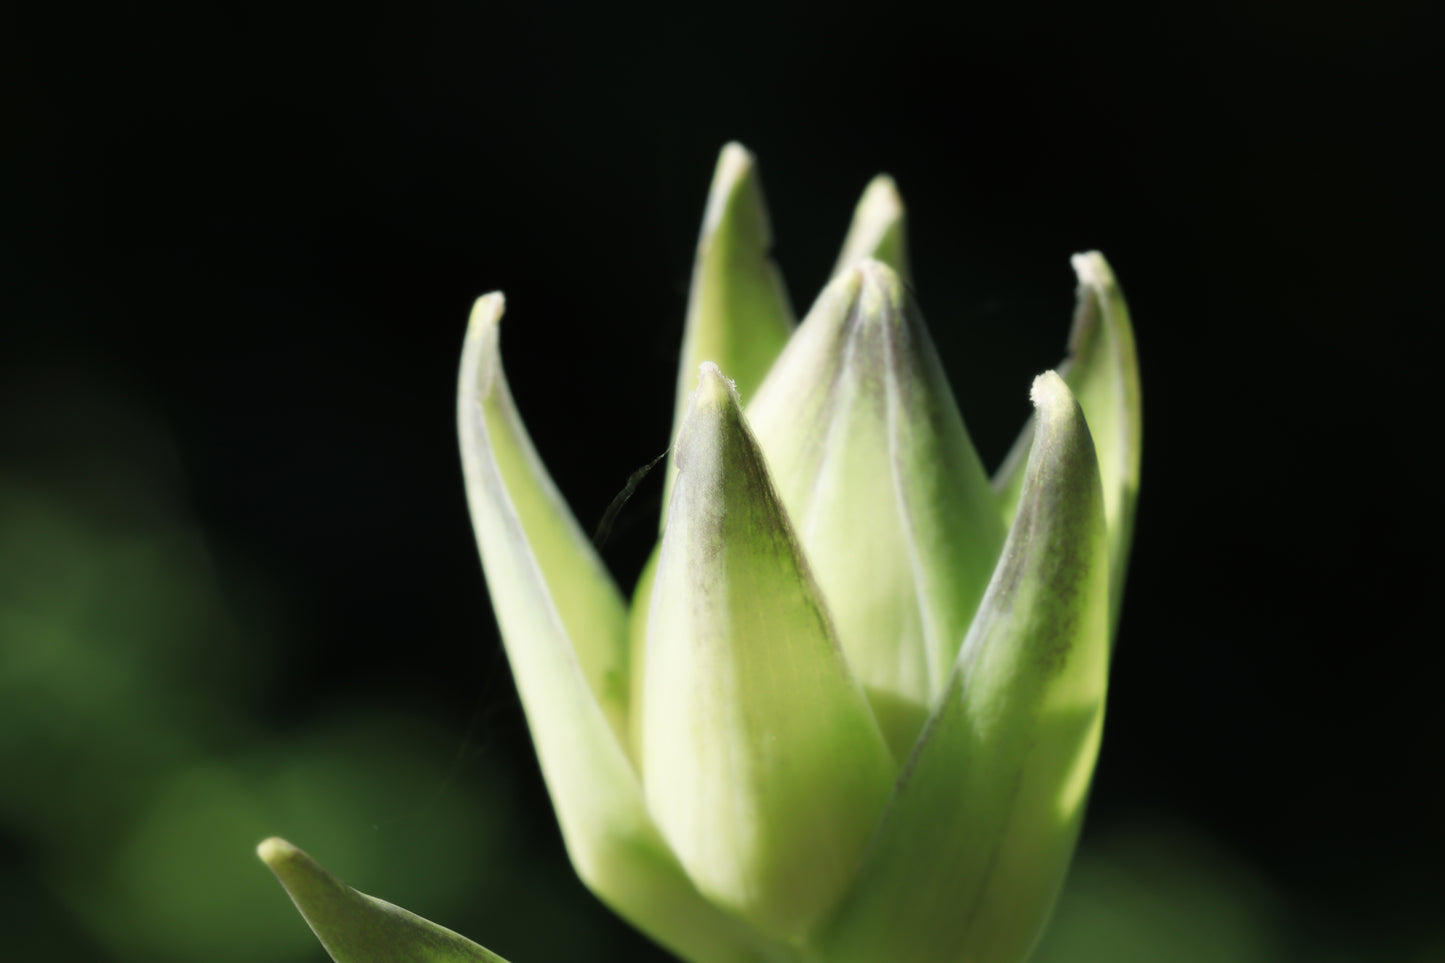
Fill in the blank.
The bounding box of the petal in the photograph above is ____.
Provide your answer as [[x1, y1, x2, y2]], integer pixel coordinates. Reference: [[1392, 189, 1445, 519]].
[[459, 294, 631, 747], [457, 297, 791, 963], [258, 837, 512, 962], [625, 546, 658, 764], [747, 261, 1004, 758], [811, 372, 1110, 963], [994, 252, 1141, 632], [661, 142, 796, 528], [831, 174, 911, 284], [643, 364, 895, 941]]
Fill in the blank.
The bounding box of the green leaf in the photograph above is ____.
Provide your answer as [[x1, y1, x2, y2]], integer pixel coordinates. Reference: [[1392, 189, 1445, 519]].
[[747, 261, 1003, 758], [812, 371, 1111, 963], [830, 174, 911, 285], [643, 363, 895, 942], [457, 297, 793, 963], [993, 252, 1141, 631], [258, 837, 511, 962], [662, 142, 795, 529]]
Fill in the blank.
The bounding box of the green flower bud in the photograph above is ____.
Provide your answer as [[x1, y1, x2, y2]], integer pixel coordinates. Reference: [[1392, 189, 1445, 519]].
[[262, 142, 1141, 963]]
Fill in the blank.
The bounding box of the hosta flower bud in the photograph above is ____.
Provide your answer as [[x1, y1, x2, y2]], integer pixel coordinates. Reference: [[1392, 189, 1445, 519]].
[[261, 142, 1141, 963]]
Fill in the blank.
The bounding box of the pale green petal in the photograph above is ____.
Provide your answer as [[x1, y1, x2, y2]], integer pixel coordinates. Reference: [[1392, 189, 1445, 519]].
[[748, 261, 1003, 758], [993, 252, 1141, 631], [812, 372, 1110, 963], [625, 546, 658, 764], [643, 364, 895, 942], [662, 142, 795, 528], [831, 174, 911, 284], [459, 294, 630, 747], [258, 837, 511, 963], [458, 297, 793, 963]]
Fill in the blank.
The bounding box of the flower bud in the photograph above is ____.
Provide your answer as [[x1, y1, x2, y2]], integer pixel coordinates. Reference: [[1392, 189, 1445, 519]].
[[264, 142, 1141, 963]]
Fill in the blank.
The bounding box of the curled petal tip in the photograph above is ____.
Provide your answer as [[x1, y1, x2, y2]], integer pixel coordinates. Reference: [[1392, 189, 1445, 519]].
[[469, 291, 506, 328], [460, 292, 507, 402], [1070, 251, 1115, 288]]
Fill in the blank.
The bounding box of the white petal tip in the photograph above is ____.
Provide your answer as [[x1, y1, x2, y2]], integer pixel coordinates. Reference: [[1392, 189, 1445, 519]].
[[695, 361, 737, 403], [719, 141, 755, 171], [859, 174, 904, 216], [1070, 252, 1114, 289], [1030, 370, 1070, 412]]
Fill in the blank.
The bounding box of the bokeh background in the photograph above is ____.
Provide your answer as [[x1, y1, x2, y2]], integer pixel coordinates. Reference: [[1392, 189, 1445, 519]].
[[5, 2, 1439, 961]]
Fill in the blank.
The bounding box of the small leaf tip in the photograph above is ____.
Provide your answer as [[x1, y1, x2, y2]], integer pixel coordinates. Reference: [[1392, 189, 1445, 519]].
[[256, 836, 297, 868]]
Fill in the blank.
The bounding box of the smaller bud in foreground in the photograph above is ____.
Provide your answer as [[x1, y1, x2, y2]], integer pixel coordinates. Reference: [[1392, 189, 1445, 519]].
[[258, 837, 510, 963]]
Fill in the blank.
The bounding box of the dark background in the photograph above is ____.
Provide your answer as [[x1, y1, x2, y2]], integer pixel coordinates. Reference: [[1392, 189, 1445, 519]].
[[4, 2, 1440, 961]]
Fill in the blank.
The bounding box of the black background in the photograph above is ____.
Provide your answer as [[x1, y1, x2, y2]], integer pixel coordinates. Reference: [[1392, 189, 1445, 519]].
[[6, 1, 1441, 959]]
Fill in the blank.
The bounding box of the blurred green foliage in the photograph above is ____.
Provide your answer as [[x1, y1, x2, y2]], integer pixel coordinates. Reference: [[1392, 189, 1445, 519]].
[[1034, 824, 1287, 963], [1035, 822, 1442, 963], [0, 379, 611, 962]]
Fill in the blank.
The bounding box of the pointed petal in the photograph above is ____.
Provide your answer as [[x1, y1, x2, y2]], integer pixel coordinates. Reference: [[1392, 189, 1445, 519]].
[[813, 372, 1110, 963], [643, 364, 895, 941], [662, 142, 795, 528], [458, 298, 791, 963], [831, 175, 911, 284], [747, 261, 1004, 758], [258, 837, 512, 962], [993, 252, 1141, 631], [459, 293, 631, 747]]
